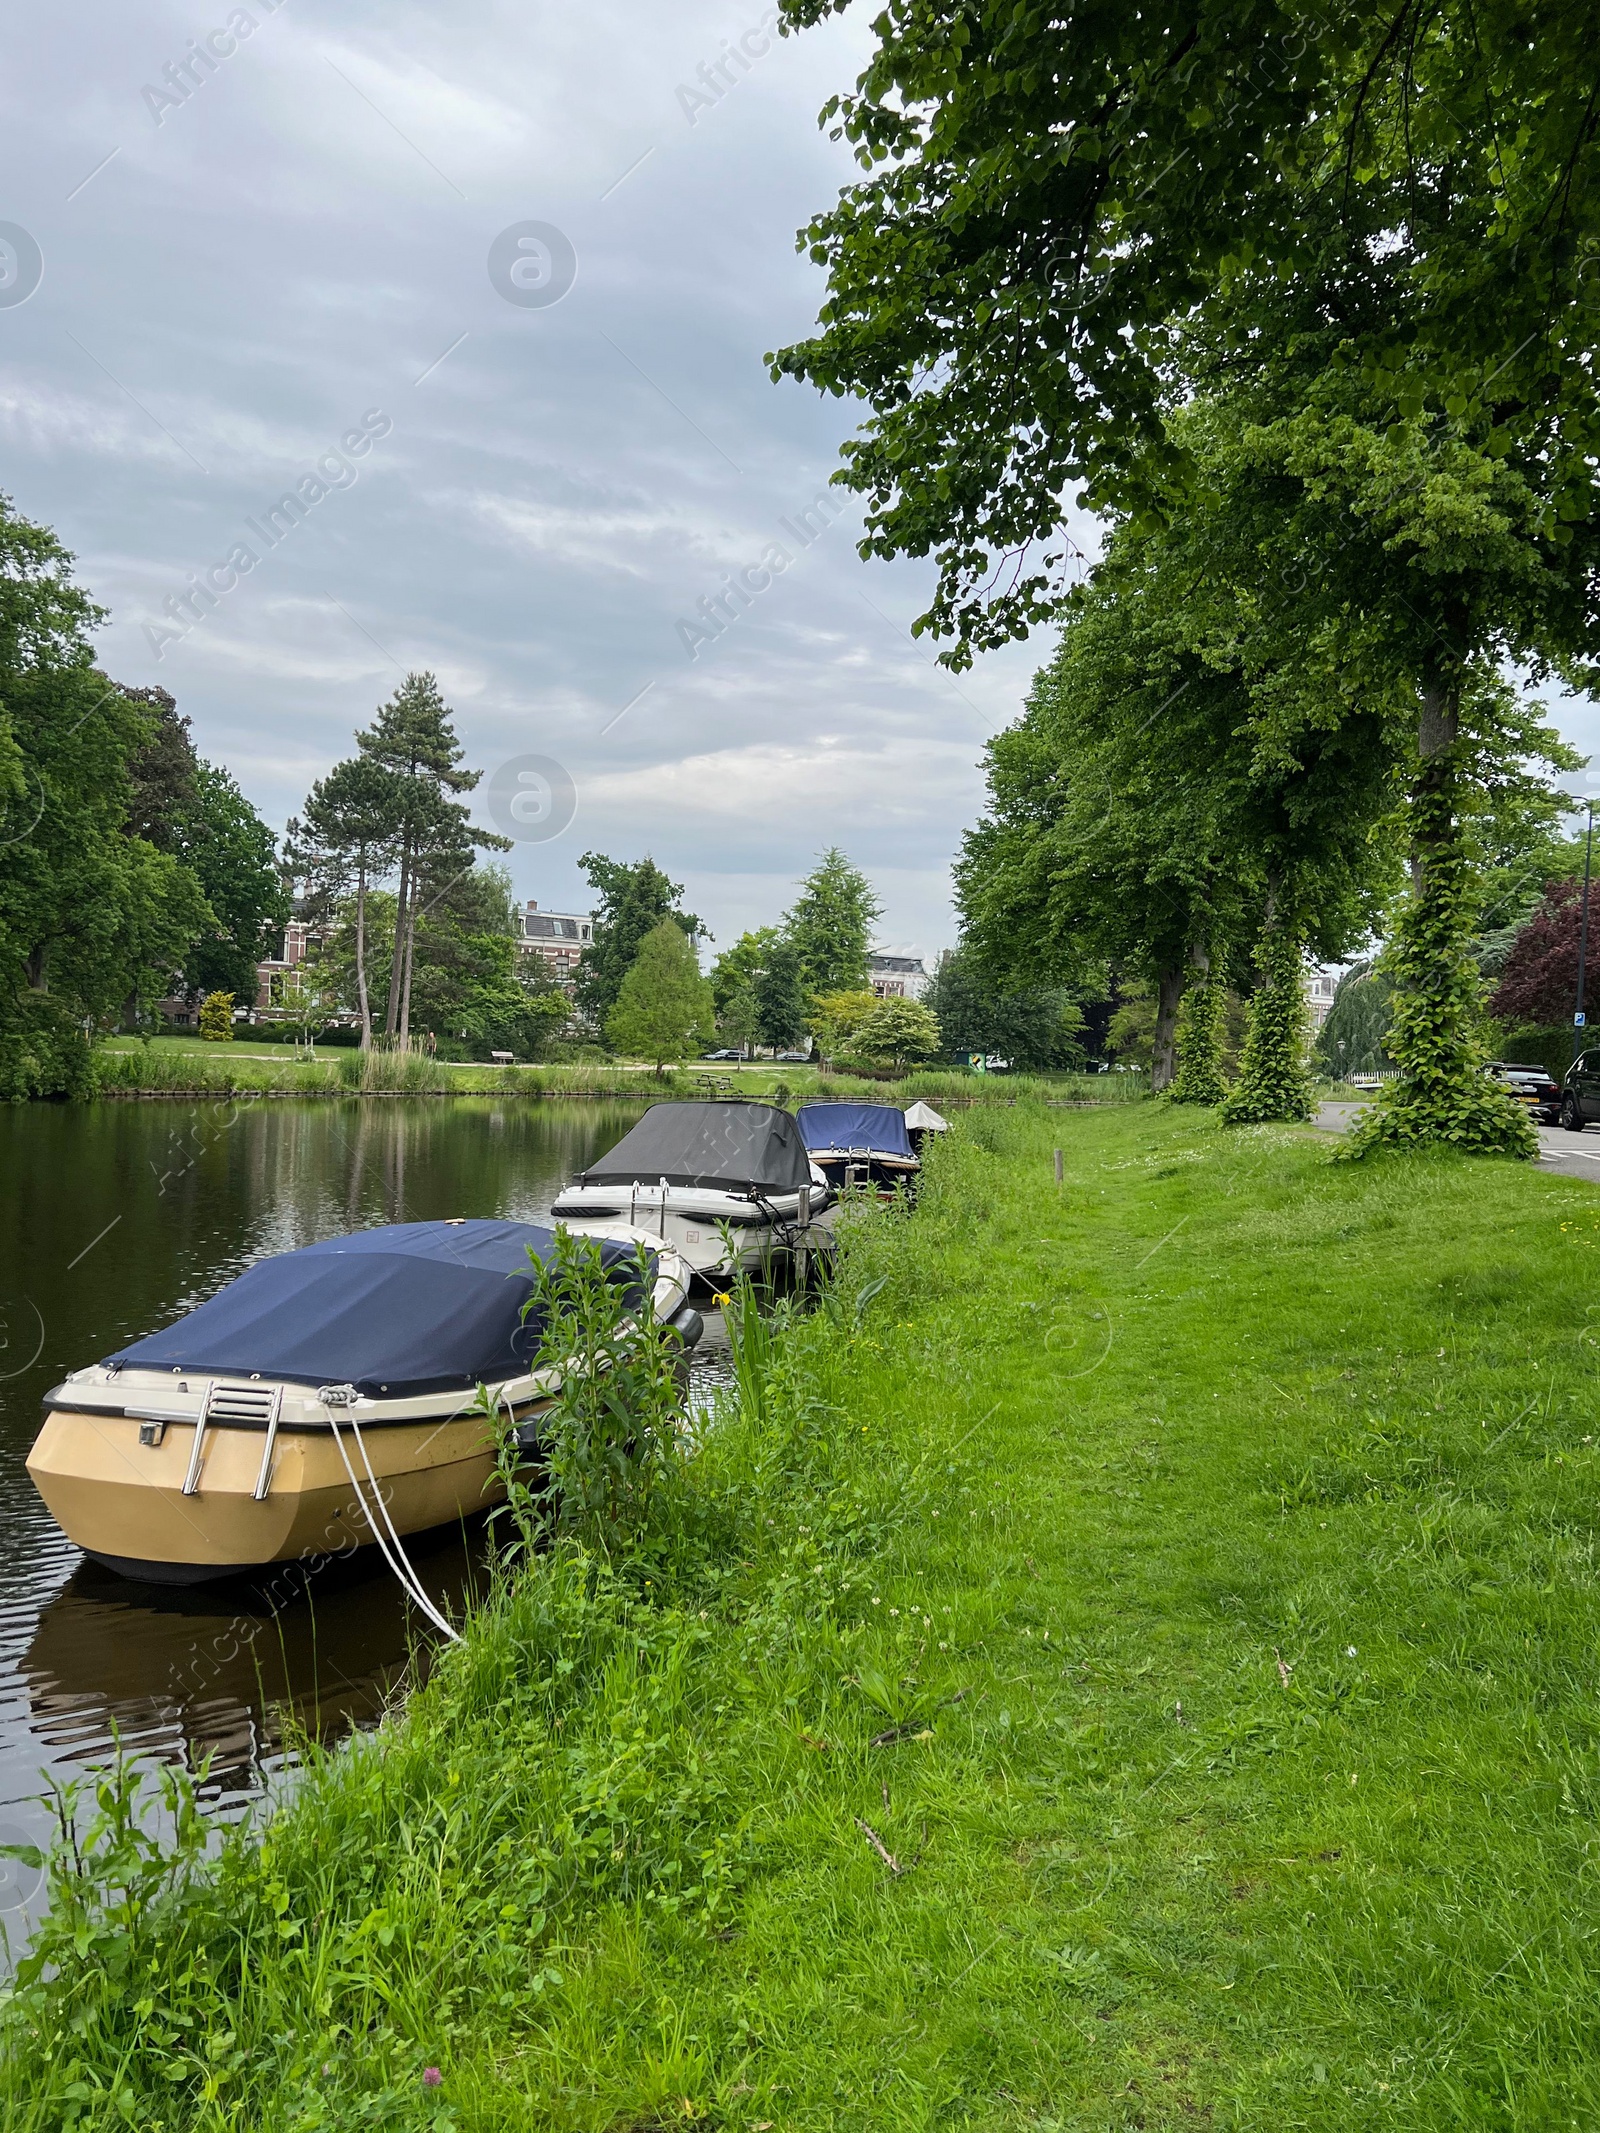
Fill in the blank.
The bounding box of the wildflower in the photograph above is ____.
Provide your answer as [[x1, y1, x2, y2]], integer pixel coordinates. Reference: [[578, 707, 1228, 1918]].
[[871, 1596, 881, 1606], [1346, 1645, 1357, 1657], [423, 2067, 443, 2089], [889, 1607, 899, 1616]]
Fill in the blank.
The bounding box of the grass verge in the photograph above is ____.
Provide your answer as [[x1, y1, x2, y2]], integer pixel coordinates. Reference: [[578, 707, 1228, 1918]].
[[87, 1041, 1146, 1108], [7, 1101, 1594, 2127]]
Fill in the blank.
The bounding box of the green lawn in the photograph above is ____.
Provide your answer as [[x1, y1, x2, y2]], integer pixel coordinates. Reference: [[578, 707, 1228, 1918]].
[[7, 1103, 1598, 2127]]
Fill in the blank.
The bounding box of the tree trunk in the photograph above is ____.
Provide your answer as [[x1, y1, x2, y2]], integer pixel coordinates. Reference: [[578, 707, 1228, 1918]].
[[1170, 935, 1229, 1105], [1150, 963, 1184, 1091], [398, 877, 418, 1046], [1341, 645, 1535, 1157], [383, 842, 410, 1038], [354, 855, 372, 1051]]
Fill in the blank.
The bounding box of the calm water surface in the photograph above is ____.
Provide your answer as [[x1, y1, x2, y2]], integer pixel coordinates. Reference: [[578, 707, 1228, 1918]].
[[0, 1096, 729, 1935]]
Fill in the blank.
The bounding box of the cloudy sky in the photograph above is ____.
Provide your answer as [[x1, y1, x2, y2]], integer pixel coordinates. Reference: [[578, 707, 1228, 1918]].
[[6, 3, 1597, 971], [0, 0, 1077, 962]]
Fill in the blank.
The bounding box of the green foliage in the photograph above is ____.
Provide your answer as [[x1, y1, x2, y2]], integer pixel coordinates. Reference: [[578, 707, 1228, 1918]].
[[290, 751, 406, 1045], [197, 990, 236, 1042], [807, 988, 880, 1062], [1220, 925, 1315, 1125], [1314, 963, 1394, 1079], [172, 761, 289, 1003], [576, 855, 703, 1026], [0, 502, 216, 1095], [850, 995, 942, 1069], [606, 920, 714, 1072], [16, 1107, 1600, 2121], [496, 1230, 685, 1551], [922, 944, 1086, 1069], [1168, 967, 1228, 1105], [781, 847, 881, 995], [716, 983, 760, 1056], [1345, 761, 1539, 1160], [772, 3, 1600, 660], [708, 927, 777, 1015], [754, 936, 807, 1049], [356, 672, 508, 1043]]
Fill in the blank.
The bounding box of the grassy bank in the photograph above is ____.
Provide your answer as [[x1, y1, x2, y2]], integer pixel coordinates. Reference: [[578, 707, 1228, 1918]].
[[8, 1102, 1597, 2125], [88, 1038, 1147, 1107]]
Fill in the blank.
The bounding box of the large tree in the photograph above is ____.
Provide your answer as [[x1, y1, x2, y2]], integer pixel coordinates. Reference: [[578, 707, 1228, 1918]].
[[957, 524, 1393, 1090], [775, 2, 1600, 1146], [119, 685, 289, 1007], [0, 500, 209, 1096], [922, 945, 1085, 1070], [356, 673, 503, 1043], [290, 755, 405, 1048], [782, 848, 881, 995], [606, 920, 715, 1074], [575, 855, 704, 1026]]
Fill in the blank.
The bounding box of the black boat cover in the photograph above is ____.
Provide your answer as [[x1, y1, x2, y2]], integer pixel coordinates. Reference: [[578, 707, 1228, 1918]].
[[104, 1220, 649, 1398], [577, 1101, 813, 1193], [796, 1102, 913, 1159]]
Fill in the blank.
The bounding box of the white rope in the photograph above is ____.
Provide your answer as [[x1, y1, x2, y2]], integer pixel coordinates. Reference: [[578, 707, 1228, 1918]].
[[325, 1409, 461, 1643], [346, 1407, 463, 1643]]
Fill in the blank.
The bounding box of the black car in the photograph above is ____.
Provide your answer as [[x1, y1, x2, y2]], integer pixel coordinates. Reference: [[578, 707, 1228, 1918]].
[[1558, 1052, 1600, 1130], [1487, 1059, 1563, 1124]]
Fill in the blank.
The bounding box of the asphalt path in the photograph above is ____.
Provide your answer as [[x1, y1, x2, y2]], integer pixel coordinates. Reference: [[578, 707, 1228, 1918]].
[[1314, 1101, 1600, 1174]]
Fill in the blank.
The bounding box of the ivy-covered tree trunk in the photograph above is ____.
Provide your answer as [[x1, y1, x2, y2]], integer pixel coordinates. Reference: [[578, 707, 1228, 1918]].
[[1219, 911, 1314, 1124], [1150, 963, 1183, 1092], [1345, 675, 1537, 1159], [1169, 942, 1228, 1105]]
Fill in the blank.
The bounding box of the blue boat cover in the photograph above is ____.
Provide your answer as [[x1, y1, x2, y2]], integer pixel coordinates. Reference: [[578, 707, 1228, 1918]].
[[104, 1220, 649, 1399], [796, 1102, 913, 1159]]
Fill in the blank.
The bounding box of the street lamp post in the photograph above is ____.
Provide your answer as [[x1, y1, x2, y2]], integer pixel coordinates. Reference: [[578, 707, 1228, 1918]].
[[1574, 798, 1599, 1062]]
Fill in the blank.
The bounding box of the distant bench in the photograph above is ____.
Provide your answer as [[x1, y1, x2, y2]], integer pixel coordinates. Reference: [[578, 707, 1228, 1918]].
[[490, 1051, 515, 1065]]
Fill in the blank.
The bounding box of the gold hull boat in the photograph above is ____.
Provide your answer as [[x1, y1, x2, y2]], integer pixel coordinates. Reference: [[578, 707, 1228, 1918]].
[[27, 1219, 694, 1586]]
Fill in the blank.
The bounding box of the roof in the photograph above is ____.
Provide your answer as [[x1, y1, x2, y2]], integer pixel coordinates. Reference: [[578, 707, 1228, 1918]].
[[105, 1220, 648, 1399], [796, 1102, 913, 1159], [577, 1102, 814, 1193]]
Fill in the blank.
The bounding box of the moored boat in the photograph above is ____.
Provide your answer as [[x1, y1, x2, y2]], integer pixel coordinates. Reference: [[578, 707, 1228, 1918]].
[[27, 1219, 695, 1586], [796, 1100, 922, 1199], [550, 1101, 833, 1286]]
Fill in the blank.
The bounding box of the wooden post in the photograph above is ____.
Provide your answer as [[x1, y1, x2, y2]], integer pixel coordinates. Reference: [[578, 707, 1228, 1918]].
[[1054, 1148, 1064, 1187]]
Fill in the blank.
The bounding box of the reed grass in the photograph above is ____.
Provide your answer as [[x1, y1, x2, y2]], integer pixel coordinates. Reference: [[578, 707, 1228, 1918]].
[[11, 1101, 1592, 2125], [84, 1043, 1149, 1108]]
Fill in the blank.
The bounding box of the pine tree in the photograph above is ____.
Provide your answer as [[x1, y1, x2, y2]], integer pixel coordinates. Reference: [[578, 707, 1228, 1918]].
[[355, 674, 489, 1043], [606, 921, 715, 1075], [291, 757, 405, 1048]]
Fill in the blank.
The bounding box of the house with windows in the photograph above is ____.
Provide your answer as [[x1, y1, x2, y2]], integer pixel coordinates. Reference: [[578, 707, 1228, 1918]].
[[868, 952, 929, 1000], [1305, 965, 1340, 1030], [517, 901, 593, 991]]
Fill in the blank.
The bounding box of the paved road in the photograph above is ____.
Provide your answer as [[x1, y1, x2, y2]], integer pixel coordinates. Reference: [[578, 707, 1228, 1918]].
[[1315, 1101, 1600, 1173]]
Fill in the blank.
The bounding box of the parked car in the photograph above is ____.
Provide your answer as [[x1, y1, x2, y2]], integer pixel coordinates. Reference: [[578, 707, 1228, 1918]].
[[773, 1050, 811, 1063], [1557, 1053, 1600, 1130], [1486, 1059, 1563, 1123], [700, 1048, 744, 1061]]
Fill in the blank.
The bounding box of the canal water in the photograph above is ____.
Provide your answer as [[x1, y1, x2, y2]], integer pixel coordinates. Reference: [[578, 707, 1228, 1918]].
[[0, 1096, 728, 1938]]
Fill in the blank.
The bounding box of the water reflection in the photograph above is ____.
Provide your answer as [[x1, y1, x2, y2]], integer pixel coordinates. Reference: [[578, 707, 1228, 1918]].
[[0, 1097, 650, 1885], [20, 1525, 488, 1809]]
